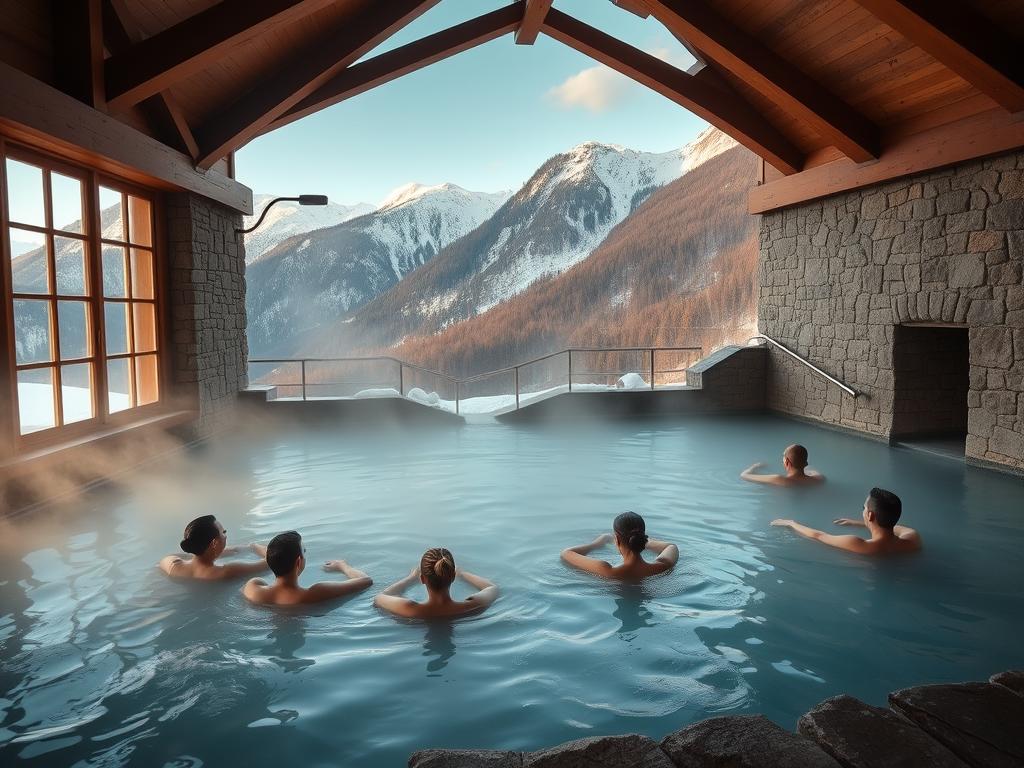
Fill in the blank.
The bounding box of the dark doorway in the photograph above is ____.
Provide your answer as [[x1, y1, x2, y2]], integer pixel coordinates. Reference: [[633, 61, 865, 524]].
[[891, 324, 969, 452]]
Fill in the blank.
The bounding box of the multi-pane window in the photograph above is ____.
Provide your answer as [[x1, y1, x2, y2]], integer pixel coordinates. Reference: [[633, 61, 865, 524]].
[[3, 146, 161, 441]]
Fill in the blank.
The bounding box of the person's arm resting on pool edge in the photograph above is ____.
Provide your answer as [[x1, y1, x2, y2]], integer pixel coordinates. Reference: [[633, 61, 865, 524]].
[[771, 519, 871, 554], [561, 533, 616, 577], [645, 537, 679, 572]]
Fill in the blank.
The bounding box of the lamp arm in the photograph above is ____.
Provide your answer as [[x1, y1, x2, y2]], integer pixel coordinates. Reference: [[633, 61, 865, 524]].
[[235, 197, 298, 235]]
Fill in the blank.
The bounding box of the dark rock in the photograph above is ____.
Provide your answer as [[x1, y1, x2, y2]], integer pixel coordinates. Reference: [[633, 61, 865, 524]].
[[990, 670, 1024, 698], [522, 735, 673, 768], [409, 749, 523, 768], [798, 694, 967, 767], [889, 682, 1024, 767], [661, 715, 840, 768]]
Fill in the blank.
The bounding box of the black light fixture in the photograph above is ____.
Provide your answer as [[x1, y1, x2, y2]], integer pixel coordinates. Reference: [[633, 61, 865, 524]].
[[235, 194, 329, 235]]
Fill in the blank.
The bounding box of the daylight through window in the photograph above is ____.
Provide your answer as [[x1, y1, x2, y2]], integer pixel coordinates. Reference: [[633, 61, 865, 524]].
[[3, 146, 161, 441]]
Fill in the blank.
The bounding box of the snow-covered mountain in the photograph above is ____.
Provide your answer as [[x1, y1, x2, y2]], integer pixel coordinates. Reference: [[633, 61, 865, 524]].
[[312, 127, 737, 356], [243, 194, 374, 263], [246, 183, 510, 355]]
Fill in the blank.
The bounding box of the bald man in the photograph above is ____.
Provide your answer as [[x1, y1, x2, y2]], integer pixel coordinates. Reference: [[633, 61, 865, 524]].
[[741, 444, 824, 487]]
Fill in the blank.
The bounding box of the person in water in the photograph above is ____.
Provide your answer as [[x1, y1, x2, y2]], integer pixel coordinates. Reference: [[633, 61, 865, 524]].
[[771, 487, 921, 555], [741, 444, 824, 486], [160, 514, 269, 580], [374, 548, 499, 619], [561, 511, 678, 580], [243, 531, 373, 606]]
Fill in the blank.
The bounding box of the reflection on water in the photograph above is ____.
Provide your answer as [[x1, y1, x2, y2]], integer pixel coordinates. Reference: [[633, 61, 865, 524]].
[[1, 415, 1024, 767]]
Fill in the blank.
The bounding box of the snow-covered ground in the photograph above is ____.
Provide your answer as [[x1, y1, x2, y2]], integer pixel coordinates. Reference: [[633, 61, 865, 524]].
[[17, 382, 130, 433]]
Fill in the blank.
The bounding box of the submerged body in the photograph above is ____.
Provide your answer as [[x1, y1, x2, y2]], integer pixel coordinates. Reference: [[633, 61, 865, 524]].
[[741, 444, 824, 487]]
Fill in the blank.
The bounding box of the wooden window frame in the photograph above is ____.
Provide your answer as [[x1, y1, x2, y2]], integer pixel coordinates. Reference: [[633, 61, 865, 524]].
[[1, 139, 167, 452]]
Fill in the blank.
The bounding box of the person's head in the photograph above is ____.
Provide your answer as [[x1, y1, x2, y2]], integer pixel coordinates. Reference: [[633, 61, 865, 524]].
[[266, 531, 305, 577], [420, 547, 456, 592], [613, 511, 649, 557], [180, 515, 226, 559], [863, 488, 902, 529], [783, 444, 809, 472]]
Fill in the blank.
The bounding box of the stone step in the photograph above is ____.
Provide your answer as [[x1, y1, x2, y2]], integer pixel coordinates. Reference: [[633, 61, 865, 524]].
[[661, 714, 840, 768], [889, 682, 1024, 768], [523, 734, 674, 768], [798, 694, 968, 767], [990, 670, 1024, 698], [410, 749, 522, 768]]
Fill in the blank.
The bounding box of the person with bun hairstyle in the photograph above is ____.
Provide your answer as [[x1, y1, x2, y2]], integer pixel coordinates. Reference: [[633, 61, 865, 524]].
[[159, 515, 269, 580], [374, 548, 499, 619], [561, 511, 678, 580], [243, 531, 373, 606]]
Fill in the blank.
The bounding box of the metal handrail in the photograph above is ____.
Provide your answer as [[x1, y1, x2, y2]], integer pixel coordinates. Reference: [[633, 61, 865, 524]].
[[749, 334, 857, 397], [249, 345, 705, 412]]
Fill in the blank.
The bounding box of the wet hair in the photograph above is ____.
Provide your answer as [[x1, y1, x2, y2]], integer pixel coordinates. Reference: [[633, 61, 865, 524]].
[[614, 511, 649, 553], [420, 547, 456, 591], [266, 531, 303, 576], [867, 488, 902, 529], [180, 515, 220, 555], [785, 444, 809, 470]]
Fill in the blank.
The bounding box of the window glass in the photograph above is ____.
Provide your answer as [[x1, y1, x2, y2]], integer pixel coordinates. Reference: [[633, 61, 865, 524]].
[[61, 363, 94, 424], [9, 228, 48, 294], [55, 236, 88, 295], [58, 300, 91, 360], [51, 172, 85, 234], [104, 302, 130, 355], [13, 299, 52, 364], [5, 158, 45, 227], [135, 355, 159, 406], [130, 249, 154, 299], [99, 186, 125, 241], [128, 196, 152, 247], [132, 303, 156, 353], [107, 358, 132, 413], [17, 367, 56, 434], [102, 245, 127, 297]]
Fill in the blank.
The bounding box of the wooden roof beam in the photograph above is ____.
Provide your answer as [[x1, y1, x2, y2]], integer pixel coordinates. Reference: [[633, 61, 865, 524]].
[[853, 0, 1024, 113], [516, 0, 552, 45], [541, 8, 804, 175], [267, 3, 524, 134], [53, 0, 105, 108], [104, 0, 337, 111], [193, 0, 441, 170], [103, 0, 200, 159], [645, 0, 880, 162], [612, 0, 651, 20]]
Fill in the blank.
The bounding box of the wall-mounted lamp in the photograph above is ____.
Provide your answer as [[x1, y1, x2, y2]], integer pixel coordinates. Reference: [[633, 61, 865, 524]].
[[235, 194, 329, 235]]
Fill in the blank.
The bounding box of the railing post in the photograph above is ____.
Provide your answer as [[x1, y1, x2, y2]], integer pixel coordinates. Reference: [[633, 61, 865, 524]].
[[515, 366, 520, 410], [568, 350, 572, 392], [301, 360, 307, 401], [650, 349, 655, 390], [398, 361, 404, 396], [455, 380, 460, 415]]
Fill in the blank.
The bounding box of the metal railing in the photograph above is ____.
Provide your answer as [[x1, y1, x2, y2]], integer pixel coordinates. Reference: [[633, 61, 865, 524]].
[[749, 334, 857, 397], [249, 345, 704, 415]]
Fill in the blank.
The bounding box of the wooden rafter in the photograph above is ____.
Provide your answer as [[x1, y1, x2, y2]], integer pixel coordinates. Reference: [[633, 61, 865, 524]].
[[852, 0, 1024, 113], [103, 0, 200, 159], [267, 3, 524, 134], [541, 8, 804, 174], [612, 0, 652, 19], [516, 0, 552, 45], [53, 0, 105, 108], [193, 0, 441, 170], [645, 0, 879, 162], [104, 0, 337, 111]]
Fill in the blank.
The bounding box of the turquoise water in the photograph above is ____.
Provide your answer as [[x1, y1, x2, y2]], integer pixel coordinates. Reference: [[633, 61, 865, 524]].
[[1, 414, 1023, 766]]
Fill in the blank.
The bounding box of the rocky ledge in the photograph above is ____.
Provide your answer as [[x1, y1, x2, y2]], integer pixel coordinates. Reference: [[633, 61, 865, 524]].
[[410, 670, 1024, 768]]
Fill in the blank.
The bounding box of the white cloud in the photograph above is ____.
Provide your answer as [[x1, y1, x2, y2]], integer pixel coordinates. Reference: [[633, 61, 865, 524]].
[[546, 65, 633, 113]]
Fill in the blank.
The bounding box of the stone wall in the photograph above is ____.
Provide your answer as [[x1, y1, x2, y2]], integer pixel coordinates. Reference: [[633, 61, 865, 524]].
[[166, 192, 248, 435], [758, 150, 1024, 471]]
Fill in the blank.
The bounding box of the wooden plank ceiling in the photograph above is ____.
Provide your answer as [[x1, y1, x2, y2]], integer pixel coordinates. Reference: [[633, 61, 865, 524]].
[[7, 0, 1024, 187]]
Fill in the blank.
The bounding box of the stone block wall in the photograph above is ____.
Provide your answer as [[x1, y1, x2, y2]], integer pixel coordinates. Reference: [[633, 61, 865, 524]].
[[166, 192, 248, 435], [685, 345, 766, 410], [759, 149, 1024, 471]]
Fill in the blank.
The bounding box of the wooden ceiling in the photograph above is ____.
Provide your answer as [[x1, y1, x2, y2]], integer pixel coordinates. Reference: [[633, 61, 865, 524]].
[[4, 0, 1023, 199]]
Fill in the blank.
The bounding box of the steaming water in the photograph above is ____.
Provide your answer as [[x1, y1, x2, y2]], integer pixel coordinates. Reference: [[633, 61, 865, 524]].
[[2, 414, 1023, 766]]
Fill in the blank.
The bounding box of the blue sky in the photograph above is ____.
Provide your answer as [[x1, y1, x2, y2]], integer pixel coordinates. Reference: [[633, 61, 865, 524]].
[[235, 0, 709, 206]]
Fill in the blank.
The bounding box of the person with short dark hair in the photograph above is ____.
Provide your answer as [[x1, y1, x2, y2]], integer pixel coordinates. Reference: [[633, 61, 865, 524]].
[[243, 531, 373, 606], [771, 488, 921, 555], [561, 511, 678, 580], [159, 515, 268, 580], [374, 548, 499, 620], [741, 444, 824, 486]]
